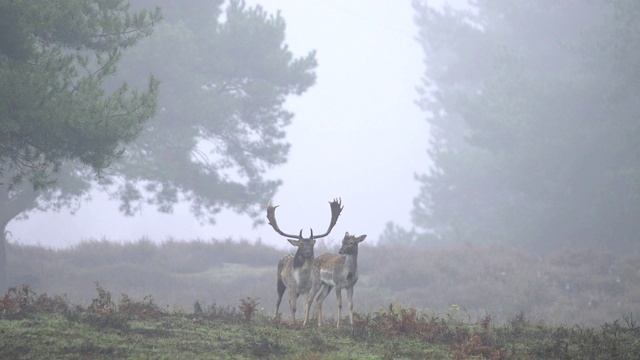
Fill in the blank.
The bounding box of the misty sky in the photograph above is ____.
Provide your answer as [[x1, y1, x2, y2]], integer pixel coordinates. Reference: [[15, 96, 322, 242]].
[[10, 1, 441, 249]]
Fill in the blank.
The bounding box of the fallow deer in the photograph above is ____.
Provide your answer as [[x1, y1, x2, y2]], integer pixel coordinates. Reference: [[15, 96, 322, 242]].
[[268, 198, 343, 325], [307, 232, 367, 328]]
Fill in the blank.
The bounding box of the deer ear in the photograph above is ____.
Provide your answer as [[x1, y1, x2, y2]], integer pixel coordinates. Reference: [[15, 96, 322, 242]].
[[310, 239, 316, 246], [357, 235, 367, 242], [288, 239, 301, 246]]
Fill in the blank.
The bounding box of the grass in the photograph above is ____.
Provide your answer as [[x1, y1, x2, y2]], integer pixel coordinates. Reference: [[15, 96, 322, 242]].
[[1, 284, 639, 359], [183, 263, 273, 283]]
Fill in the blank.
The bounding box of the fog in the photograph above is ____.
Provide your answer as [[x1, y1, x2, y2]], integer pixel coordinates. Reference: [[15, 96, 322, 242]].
[[4, 1, 639, 333], [7, 0, 637, 255], [9, 0, 439, 249]]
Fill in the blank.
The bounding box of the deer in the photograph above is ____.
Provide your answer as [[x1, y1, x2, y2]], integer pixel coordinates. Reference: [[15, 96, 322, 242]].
[[306, 231, 367, 328], [268, 198, 343, 325]]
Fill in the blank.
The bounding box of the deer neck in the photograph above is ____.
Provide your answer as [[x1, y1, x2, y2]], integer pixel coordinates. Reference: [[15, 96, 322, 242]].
[[293, 250, 312, 269], [343, 247, 358, 274]]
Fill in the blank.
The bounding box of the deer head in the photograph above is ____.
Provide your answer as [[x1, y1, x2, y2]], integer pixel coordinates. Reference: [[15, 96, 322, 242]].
[[338, 232, 367, 255]]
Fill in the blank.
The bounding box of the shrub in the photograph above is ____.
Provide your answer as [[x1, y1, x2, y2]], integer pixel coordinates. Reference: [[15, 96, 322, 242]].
[[0, 284, 69, 319], [119, 293, 165, 320], [239, 297, 260, 322]]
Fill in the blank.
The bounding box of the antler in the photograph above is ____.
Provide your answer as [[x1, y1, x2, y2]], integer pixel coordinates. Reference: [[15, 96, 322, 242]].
[[266, 198, 343, 240], [266, 201, 302, 239], [310, 197, 343, 239]]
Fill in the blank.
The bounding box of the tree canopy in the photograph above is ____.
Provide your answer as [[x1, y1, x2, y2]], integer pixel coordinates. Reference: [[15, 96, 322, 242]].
[[0, 0, 160, 189], [107, 0, 317, 224], [411, 0, 640, 252]]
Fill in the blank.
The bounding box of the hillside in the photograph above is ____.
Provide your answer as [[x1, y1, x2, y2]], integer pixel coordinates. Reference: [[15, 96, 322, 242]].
[[6, 239, 640, 326]]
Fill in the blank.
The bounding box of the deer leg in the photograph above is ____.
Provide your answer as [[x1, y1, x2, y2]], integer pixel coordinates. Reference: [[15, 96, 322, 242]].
[[302, 291, 312, 327], [289, 290, 298, 323], [274, 278, 286, 320], [304, 281, 321, 327], [336, 287, 343, 329], [315, 284, 332, 327], [347, 286, 354, 327]]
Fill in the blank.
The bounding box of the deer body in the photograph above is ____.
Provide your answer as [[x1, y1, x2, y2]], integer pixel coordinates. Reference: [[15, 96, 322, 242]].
[[274, 240, 315, 323], [307, 232, 366, 328], [268, 198, 343, 325]]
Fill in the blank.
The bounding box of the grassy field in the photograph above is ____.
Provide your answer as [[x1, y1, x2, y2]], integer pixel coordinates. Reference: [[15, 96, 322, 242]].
[[1, 284, 639, 359]]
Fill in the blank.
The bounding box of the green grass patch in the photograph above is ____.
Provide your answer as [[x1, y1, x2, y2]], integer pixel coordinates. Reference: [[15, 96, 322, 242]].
[[183, 263, 273, 283], [1, 285, 639, 359]]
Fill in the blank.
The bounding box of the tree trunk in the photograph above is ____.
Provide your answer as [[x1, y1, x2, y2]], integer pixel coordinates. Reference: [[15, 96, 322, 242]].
[[0, 222, 7, 293], [0, 183, 39, 293]]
